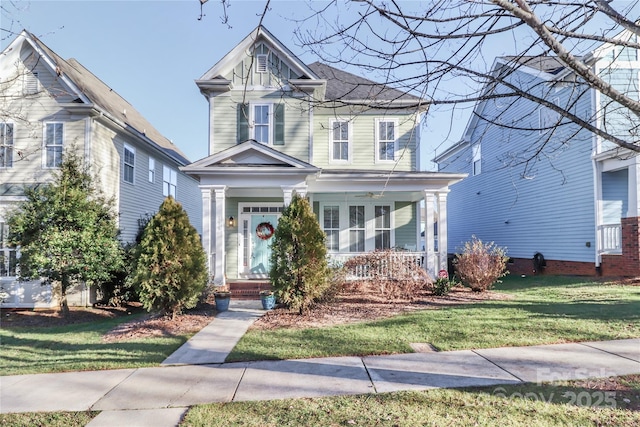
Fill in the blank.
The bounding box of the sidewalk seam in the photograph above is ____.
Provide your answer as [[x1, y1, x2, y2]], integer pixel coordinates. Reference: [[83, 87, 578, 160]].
[[230, 364, 249, 402], [360, 357, 378, 394], [577, 342, 640, 364], [471, 350, 525, 383], [88, 368, 139, 411]]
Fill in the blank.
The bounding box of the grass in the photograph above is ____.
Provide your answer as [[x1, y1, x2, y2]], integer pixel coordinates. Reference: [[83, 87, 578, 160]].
[[227, 275, 640, 361], [181, 375, 640, 426], [0, 411, 98, 427], [0, 313, 187, 376]]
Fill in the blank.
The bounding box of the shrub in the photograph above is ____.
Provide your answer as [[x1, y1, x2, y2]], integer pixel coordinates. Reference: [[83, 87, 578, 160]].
[[132, 196, 208, 318], [341, 250, 431, 300], [454, 236, 509, 292], [433, 277, 457, 296], [269, 194, 331, 314]]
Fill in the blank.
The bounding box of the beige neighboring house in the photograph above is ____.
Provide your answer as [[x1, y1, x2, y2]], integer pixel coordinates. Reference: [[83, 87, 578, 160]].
[[0, 30, 201, 308]]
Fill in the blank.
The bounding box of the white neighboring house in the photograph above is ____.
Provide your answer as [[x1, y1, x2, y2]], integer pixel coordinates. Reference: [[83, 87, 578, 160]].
[[0, 31, 201, 308]]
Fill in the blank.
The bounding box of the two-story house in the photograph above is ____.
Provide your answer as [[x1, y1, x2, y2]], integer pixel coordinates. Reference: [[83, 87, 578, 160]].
[[182, 26, 466, 287], [0, 31, 202, 307], [435, 34, 640, 277]]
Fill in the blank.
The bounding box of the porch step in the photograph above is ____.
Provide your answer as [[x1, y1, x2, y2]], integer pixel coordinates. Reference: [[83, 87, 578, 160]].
[[228, 280, 272, 300]]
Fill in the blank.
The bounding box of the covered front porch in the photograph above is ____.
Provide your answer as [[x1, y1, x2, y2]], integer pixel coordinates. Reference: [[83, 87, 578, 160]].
[[182, 141, 465, 286]]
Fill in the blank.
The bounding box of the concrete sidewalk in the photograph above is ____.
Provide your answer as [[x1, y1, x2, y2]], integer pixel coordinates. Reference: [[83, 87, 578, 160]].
[[1, 299, 638, 427]]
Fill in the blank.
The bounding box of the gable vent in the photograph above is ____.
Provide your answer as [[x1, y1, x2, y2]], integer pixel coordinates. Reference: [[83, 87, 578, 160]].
[[256, 54, 268, 73]]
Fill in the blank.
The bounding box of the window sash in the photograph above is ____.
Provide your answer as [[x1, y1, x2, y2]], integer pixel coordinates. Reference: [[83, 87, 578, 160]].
[[0, 222, 18, 277], [0, 123, 14, 168], [374, 205, 391, 250], [377, 120, 396, 161], [323, 205, 340, 251], [45, 123, 63, 168], [349, 205, 365, 252], [331, 121, 349, 161], [253, 104, 271, 144], [148, 157, 155, 183], [163, 165, 177, 197], [472, 144, 481, 176]]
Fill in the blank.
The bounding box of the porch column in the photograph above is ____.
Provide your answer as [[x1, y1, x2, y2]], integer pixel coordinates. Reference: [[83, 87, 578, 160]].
[[200, 187, 212, 277], [282, 187, 294, 207], [423, 191, 436, 278], [212, 185, 227, 286], [437, 191, 449, 273]]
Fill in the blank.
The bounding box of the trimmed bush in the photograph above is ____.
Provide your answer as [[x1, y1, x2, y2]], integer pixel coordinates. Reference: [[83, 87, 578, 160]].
[[132, 196, 207, 318], [269, 194, 330, 314], [455, 236, 509, 292]]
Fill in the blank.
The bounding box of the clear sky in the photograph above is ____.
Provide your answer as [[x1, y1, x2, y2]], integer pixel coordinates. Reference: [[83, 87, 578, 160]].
[[2, 0, 474, 169]]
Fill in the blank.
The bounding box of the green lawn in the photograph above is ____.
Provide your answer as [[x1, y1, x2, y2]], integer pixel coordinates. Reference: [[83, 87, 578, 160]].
[[227, 276, 640, 362], [182, 375, 640, 426], [0, 313, 187, 376]]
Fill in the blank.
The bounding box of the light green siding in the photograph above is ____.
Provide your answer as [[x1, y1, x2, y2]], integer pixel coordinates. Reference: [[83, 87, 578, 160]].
[[394, 202, 417, 248]]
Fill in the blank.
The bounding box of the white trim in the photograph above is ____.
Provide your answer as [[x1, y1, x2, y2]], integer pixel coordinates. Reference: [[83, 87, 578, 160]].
[[148, 157, 156, 183], [472, 143, 481, 176], [0, 122, 14, 169], [374, 118, 398, 164], [162, 164, 177, 198], [328, 118, 352, 164]]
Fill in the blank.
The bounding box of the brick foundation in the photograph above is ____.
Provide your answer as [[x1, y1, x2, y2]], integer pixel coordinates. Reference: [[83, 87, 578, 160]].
[[600, 216, 640, 277], [506, 257, 597, 277]]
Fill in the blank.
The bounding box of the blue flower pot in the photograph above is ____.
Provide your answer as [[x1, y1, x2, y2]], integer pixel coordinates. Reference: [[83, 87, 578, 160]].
[[260, 293, 275, 310], [214, 293, 231, 312]]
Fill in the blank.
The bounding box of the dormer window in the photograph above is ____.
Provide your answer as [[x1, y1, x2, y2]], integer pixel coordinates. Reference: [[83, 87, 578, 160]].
[[256, 54, 268, 73]]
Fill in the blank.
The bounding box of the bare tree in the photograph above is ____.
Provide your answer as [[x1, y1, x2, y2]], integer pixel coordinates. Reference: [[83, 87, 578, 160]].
[[290, 0, 640, 167]]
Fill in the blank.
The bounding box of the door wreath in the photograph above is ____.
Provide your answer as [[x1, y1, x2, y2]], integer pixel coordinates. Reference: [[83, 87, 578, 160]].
[[256, 222, 275, 240]]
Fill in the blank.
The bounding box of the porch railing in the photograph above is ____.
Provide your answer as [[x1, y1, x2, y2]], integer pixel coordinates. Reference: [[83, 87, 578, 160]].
[[328, 251, 424, 280], [598, 223, 622, 254]]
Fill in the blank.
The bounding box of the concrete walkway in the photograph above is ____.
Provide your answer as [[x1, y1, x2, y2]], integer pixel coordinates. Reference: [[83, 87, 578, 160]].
[[1, 300, 638, 427]]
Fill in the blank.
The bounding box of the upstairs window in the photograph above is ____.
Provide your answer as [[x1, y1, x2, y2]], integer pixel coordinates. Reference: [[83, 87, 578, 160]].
[[330, 119, 350, 162], [376, 119, 397, 162], [148, 157, 155, 183], [123, 144, 135, 184], [44, 122, 63, 168], [472, 144, 481, 176], [163, 165, 177, 198], [0, 123, 14, 168], [237, 103, 285, 145]]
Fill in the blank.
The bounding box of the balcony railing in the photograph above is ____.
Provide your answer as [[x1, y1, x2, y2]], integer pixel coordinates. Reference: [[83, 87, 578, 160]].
[[598, 223, 622, 254]]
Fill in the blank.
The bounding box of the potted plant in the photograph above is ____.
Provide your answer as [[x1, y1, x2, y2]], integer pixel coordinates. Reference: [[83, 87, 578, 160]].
[[259, 289, 276, 310], [213, 285, 231, 312]]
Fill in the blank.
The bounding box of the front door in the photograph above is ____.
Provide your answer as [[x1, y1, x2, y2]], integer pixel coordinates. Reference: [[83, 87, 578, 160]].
[[238, 205, 282, 278]]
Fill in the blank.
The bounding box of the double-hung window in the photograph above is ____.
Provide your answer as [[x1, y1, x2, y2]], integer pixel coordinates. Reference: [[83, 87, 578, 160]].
[[45, 122, 63, 168], [123, 144, 135, 184], [323, 205, 340, 251], [0, 123, 14, 168], [374, 205, 391, 250], [330, 119, 350, 162], [349, 205, 365, 252], [237, 103, 284, 145], [376, 119, 397, 162], [253, 104, 271, 144], [163, 165, 177, 198]]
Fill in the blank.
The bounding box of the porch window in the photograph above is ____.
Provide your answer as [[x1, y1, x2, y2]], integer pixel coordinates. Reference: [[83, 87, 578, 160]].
[[44, 122, 63, 168], [376, 119, 397, 162], [0, 222, 18, 277], [323, 205, 340, 251], [330, 120, 350, 162], [374, 205, 391, 250], [349, 205, 365, 252], [123, 144, 135, 184], [0, 123, 14, 168], [163, 165, 177, 197]]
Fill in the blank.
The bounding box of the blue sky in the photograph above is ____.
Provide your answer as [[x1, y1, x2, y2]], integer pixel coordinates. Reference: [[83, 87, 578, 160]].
[[2, 0, 473, 169]]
